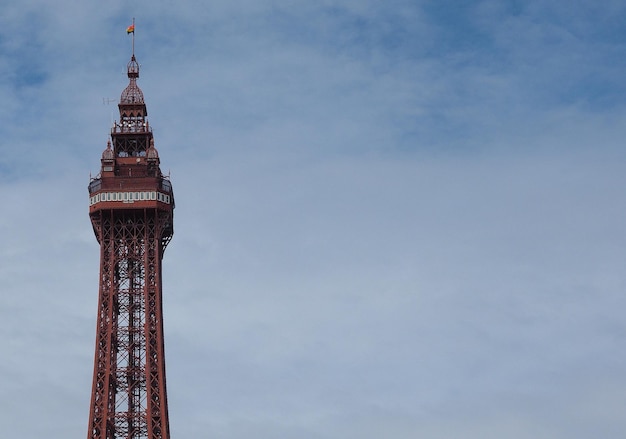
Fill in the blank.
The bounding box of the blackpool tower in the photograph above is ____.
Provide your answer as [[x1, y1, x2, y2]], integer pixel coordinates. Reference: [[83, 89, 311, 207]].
[[86, 40, 175, 439]]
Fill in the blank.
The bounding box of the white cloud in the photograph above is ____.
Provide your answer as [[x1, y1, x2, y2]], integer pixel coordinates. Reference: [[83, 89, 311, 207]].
[[1, 1, 625, 437]]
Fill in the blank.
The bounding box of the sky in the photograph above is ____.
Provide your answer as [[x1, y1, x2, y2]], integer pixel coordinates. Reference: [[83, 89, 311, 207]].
[[0, 0, 626, 437]]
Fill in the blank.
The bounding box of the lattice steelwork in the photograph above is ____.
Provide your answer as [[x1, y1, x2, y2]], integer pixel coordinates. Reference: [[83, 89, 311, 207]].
[[87, 50, 174, 439]]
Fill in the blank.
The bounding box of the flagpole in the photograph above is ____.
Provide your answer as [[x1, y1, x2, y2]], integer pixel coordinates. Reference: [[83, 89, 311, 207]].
[[132, 17, 135, 56]]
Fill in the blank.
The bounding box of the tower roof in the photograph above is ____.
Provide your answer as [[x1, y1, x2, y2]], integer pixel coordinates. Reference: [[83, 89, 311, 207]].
[[120, 55, 144, 104]]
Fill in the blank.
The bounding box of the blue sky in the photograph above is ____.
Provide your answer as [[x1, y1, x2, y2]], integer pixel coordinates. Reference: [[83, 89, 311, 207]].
[[1, 1, 626, 438]]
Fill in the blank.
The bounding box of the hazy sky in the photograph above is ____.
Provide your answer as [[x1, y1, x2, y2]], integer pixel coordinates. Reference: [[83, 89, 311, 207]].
[[1, 1, 625, 438]]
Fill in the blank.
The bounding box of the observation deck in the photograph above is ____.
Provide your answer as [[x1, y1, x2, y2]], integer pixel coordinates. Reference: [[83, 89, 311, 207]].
[[88, 145, 174, 216], [88, 172, 174, 213]]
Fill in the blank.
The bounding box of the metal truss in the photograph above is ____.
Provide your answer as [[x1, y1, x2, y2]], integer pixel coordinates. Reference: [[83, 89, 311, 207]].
[[88, 210, 172, 439]]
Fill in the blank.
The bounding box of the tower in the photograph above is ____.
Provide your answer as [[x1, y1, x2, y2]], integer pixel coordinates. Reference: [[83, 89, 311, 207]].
[[87, 48, 174, 439]]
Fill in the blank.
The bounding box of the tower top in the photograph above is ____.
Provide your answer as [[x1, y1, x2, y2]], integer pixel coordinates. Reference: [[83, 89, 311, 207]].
[[120, 19, 143, 106], [120, 55, 144, 104]]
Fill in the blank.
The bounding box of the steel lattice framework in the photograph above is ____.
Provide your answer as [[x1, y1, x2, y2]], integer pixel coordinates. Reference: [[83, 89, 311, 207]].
[[87, 52, 174, 439]]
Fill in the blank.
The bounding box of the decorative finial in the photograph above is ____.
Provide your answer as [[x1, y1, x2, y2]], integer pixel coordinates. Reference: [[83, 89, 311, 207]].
[[147, 138, 159, 159], [102, 140, 114, 160]]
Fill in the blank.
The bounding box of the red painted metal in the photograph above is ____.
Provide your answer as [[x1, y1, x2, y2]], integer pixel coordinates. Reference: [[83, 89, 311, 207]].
[[87, 52, 174, 439]]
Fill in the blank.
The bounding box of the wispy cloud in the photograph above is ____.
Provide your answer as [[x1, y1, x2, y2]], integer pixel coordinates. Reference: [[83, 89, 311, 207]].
[[0, 1, 625, 438]]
